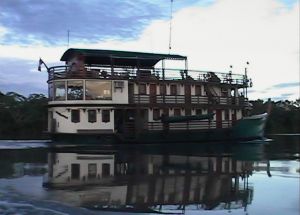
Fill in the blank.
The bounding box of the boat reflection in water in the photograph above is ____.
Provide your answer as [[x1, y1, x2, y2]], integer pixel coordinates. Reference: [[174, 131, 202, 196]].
[[43, 143, 259, 213]]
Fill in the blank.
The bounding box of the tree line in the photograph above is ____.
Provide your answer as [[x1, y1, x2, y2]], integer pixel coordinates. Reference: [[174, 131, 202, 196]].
[[0, 91, 48, 139], [0, 91, 299, 139], [250, 99, 300, 134]]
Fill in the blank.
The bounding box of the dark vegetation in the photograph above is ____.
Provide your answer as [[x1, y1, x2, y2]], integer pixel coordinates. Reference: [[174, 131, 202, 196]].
[[0, 91, 48, 139], [250, 99, 300, 134], [0, 91, 299, 139]]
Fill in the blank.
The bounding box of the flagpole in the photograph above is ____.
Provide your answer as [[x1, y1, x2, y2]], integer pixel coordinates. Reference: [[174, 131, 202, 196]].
[[43, 61, 49, 70], [168, 0, 173, 54]]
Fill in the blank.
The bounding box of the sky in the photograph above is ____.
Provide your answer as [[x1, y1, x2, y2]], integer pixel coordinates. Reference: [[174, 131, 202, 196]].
[[0, 0, 299, 101]]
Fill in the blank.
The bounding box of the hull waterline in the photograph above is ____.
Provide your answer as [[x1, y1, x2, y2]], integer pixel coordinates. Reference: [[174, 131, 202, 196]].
[[50, 113, 268, 145]]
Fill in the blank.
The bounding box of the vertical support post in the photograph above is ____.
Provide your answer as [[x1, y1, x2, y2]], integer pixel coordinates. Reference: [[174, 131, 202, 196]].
[[162, 60, 165, 80], [137, 59, 141, 79], [234, 176, 239, 193], [135, 108, 141, 138], [245, 67, 248, 98], [184, 58, 188, 77], [110, 57, 114, 77], [162, 60, 165, 104], [185, 58, 188, 70]]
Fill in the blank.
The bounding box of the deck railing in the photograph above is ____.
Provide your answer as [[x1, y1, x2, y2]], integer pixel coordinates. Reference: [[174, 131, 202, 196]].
[[132, 94, 248, 106], [48, 65, 249, 86], [123, 120, 234, 134]]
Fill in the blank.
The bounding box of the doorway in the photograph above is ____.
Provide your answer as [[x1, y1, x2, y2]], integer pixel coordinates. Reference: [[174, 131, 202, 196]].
[[71, 163, 80, 180], [185, 84, 191, 104], [216, 109, 222, 129], [232, 109, 237, 125], [150, 84, 157, 104]]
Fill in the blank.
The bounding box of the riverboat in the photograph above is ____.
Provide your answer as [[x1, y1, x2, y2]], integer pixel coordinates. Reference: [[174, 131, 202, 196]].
[[45, 48, 267, 144]]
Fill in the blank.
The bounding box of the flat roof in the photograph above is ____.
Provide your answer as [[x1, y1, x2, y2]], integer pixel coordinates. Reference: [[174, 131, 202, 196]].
[[61, 48, 187, 67]]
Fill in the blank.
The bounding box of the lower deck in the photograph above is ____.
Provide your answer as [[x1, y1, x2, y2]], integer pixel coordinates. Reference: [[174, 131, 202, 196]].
[[48, 106, 243, 136]]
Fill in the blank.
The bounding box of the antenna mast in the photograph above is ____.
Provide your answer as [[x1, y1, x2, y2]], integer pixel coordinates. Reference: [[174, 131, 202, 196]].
[[67, 30, 70, 47], [168, 0, 173, 54]]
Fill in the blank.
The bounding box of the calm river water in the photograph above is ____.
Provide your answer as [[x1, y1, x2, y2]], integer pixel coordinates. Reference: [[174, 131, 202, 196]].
[[0, 135, 299, 215]]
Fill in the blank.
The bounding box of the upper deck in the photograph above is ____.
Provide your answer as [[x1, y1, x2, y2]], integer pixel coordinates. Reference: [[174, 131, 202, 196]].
[[47, 48, 249, 87], [48, 65, 248, 87]]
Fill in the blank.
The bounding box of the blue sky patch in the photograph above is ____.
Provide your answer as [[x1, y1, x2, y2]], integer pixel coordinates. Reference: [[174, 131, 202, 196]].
[[278, 0, 299, 8]]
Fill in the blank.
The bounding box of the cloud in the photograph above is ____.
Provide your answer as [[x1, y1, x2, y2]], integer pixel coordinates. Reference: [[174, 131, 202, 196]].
[[249, 84, 299, 101], [268, 94, 294, 100], [0, 45, 67, 63], [281, 93, 294, 97], [0, 58, 48, 96], [271, 82, 300, 89], [0, 0, 200, 45], [0, 81, 47, 96], [248, 81, 299, 100], [94, 0, 299, 100]]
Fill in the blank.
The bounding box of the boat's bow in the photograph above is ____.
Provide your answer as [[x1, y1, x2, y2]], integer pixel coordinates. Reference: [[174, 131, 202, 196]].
[[232, 113, 268, 140]]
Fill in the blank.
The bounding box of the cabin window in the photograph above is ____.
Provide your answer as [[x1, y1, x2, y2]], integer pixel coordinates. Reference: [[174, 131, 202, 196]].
[[88, 110, 97, 123], [196, 109, 202, 115], [67, 80, 83, 100], [102, 110, 110, 123], [195, 85, 202, 96], [153, 109, 160, 120], [48, 83, 54, 100], [170, 84, 177, 95], [85, 81, 112, 100], [54, 81, 66, 101], [71, 109, 80, 123], [88, 163, 97, 179], [139, 84, 147, 94], [231, 89, 236, 97], [221, 88, 228, 97], [163, 108, 169, 117], [159, 84, 166, 95], [208, 109, 214, 120], [174, 108, 181, 116]]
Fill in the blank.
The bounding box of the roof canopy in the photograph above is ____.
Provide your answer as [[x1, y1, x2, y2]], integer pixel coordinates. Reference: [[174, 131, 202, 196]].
[[61, 48, 187, 67]]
